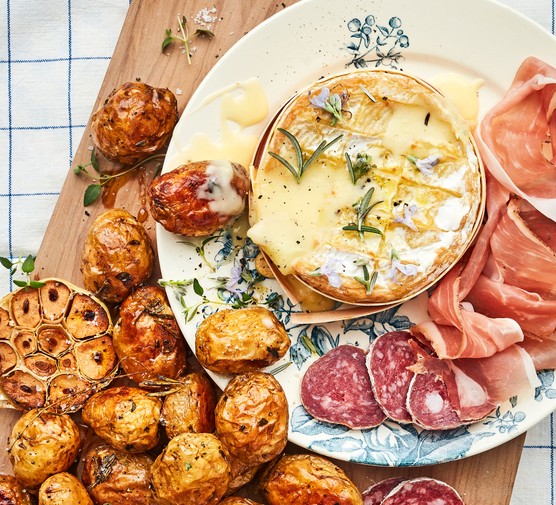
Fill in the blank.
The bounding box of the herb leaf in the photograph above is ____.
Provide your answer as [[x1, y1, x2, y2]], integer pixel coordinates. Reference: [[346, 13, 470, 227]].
[[354, 265, 378, 294], [162, 15, 214, 64], [1, 255, 45, 288], [345, 152, 372, 184], [343, 187, 384, 240], [269, 128, 343, 183], [84, 184, 102, 207]]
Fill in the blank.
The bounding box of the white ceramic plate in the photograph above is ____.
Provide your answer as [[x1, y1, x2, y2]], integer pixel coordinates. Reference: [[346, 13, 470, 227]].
[[157, 0, 556, 466]]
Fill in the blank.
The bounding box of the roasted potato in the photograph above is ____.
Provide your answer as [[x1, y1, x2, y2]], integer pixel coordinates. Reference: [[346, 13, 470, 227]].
[[261, 454, 363, 505], [8, 410, 81, 489], [82, 386, 161, 452], [195, 306, 290, 374], [149, 160, 249, 236], [113, 285, 186, 383], [215, 372, 288, 466], [161, 371, 216, 438], [226, 458, 261, 497], [0, 474, 32, 504], [91, 81, 178, 165], [81, 208, 155, 304], [38, 472, 93, 505], [151, 432, 231, 505], [81, 443, 155, 505], [219, 498, 263, 505]]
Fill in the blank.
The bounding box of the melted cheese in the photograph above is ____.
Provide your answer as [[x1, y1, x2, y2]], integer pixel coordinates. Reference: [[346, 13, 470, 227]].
[[170, 78, 268, 168], [430, 73, 483, 130], [196, 160, 245, 216]]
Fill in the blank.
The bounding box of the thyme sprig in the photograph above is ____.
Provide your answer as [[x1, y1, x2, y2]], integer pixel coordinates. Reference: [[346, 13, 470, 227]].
[[74, 148, 165, 206], [162, 15, 214, 64], [342, 187, 383, 239], [0, 255, 45, 288], [268, 128, 343, 183], [345, 152, 372, 184]]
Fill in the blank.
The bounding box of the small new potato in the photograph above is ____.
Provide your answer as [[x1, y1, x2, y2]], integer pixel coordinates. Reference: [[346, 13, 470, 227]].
[[149, 160, 249, 236], [82, 444, 155, 505], [82, 386, 161, 452], [8, 410, 81, 490], [91, 81, 178, 165], [151, 432, 231, 505], [215, 371, 288, 466], [81, 208, 155, 304], [113, 285, 187, 383], [219, 498, 263, 505], [38, 473, 93, 505], [161, 371, 216, 438], [196, 306, 290, 374], [226, 458, 261, 496], [261, 454, 363, 505], [0, 474, 32, 505]]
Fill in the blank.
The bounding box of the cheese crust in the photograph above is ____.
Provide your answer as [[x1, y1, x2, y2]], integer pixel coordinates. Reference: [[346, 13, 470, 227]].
[[249, 69, 484, 305]]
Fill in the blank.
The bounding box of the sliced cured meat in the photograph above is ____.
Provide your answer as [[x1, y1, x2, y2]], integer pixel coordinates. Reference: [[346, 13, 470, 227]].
[[477, 56, 556, 220], [362, 477, 406, 505], [489, 199, 556, 298], [366, 332, 417, 423], [520, 339, 556, 370], [452, 345, 540, 405], [466, 274, 556, 337], [406, 369, 462, 430], [381, 477, 464, 505], [301, 345, 386, 429]]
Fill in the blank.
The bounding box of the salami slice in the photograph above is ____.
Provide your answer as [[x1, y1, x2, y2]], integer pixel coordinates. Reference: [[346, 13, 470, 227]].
[[381, 477, 464, 505], [366, 331, 417, 423], [301, 345, 386, 429], [362, 477, 406, 505], [406, 371, 462, 430]]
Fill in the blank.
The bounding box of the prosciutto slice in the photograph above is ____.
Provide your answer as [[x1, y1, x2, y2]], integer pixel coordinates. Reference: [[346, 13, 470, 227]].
[[477, 56, 556, 220], [412, 57, 556, 376]]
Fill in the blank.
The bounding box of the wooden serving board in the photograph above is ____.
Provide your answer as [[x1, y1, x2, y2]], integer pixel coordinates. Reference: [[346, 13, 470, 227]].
[[0, 0, 526, 503]]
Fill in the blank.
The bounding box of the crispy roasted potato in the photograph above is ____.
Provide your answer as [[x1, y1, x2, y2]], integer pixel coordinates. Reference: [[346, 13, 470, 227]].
[[81, 209, 155, 304], [113, 285, 186, 383], [195, 307, 290, 374], [81, 443, 155, 505], [0, 474, 32, 504], [161, 371, 216, 438], [219, 498, 263, 505], [8, 410, 81, 490], [226, 458, 261, 497], [149, 160, 249, 236], [215, 372, 288, 466], [38, 472, 93, 505], [82, 386, 161, 452], [261, 454, 363, 505], [151, 432, 231, 505], [91, 81, 178, 165]]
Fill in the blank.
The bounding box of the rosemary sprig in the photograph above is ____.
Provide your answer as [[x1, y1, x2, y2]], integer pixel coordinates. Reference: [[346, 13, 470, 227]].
[[162, 15, 214, 64], [268, 128, 343, 183], [74, 149, 165, 206], [354, 263, 378, 294], [345, 152, 372, 184], [0, 255, 45, 288], [342, 187, 384, 240]]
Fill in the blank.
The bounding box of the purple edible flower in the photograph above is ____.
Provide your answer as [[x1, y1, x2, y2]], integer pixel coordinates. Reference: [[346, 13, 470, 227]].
[[393, 203, 418, 230]]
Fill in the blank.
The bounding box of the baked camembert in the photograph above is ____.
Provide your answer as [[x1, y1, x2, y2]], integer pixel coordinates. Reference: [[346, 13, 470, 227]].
[[248, 69, 484, 305]]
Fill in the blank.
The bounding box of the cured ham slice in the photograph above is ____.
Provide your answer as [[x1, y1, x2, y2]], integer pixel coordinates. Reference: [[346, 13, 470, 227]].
[[477, 56, 556, 221], [519, 339, 556, 370], [300, 345, 386, 429]]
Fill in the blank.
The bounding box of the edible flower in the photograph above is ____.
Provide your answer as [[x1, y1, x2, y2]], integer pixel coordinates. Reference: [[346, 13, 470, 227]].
[[393, 203, 418, 230], [390, 248, 418, 284], [224, 265, 244, 295], [406, 153, 441, 175], [311, 257, 344, 288], [308, 86, 349, 125]]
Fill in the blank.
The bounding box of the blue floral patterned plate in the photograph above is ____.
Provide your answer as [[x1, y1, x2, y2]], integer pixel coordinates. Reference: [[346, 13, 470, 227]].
[[157, 0, 556, 466]]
